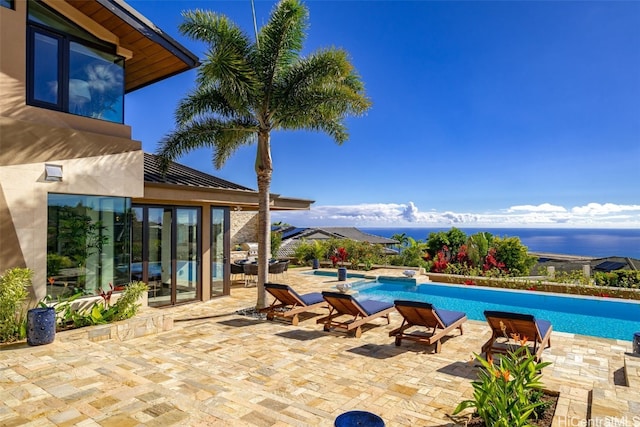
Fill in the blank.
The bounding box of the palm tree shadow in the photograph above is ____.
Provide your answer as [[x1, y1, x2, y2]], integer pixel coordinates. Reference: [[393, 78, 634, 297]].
[[436, 360, 478, 380], [275, 329, 327, 341], [346, 343, 406, 359]]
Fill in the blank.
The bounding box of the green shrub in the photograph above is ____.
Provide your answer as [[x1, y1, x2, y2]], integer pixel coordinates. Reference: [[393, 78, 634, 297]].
[[593, 270, 640, 288], [453, 346, 552, 427], [0, 267, 32, 343], [46, 281, 149, 329]]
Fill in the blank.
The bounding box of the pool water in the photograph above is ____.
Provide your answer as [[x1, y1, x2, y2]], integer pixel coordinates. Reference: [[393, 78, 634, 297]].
[[354, 280, 640, 341]]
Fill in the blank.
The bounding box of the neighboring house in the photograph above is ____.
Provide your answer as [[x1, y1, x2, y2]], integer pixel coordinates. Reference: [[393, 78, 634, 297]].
[[533, 254, 639, 275], [0, 0, 312, 307], [275, 226, 399, 258]]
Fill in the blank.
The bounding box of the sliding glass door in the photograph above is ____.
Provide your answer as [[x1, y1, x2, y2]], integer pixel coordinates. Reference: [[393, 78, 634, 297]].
[[176, 208, 199, 303], [132, 205, 200, 306], [210, 207, 228, 297]]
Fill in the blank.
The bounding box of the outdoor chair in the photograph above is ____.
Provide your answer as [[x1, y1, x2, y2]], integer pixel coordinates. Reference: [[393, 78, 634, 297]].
[[260, 283, 327, 325], [481, 310, 552, 362], [316, 291, 394, 338], [389, 300, 467, 353], [243, 263, 258, 287], [230, 262, 245, 283], [268, 260, 289, 282]]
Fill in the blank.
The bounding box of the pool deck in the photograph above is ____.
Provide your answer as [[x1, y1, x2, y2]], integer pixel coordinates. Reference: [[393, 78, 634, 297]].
[[1, 267, 638, 426]]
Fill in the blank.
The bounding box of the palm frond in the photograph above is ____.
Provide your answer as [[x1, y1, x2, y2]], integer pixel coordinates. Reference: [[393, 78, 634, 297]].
[[181, 10, 260, 110], [256, 0, 308, 105], [156, 118, 258, 171], [175, 86, 248, 127]]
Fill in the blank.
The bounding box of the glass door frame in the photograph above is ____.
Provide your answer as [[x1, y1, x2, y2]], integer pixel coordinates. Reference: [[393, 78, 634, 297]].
[[210, 206, 231, 297], [132, 204, 202, 306]]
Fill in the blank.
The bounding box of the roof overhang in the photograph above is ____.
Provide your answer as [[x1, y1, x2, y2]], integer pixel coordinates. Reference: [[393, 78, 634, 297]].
[[138, 182, 314, 211], [63, 0, 199, 93]]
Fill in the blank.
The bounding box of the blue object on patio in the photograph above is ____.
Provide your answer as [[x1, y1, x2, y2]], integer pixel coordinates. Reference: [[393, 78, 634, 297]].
[[633, 332, 640, 354], [334, 410, 384, 427], [338, 267, 347, 281], [27, 307, 56, 346]]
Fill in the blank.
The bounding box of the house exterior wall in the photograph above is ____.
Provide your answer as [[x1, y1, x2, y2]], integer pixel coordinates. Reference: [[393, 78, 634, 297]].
[[0, 1, 142, 299]]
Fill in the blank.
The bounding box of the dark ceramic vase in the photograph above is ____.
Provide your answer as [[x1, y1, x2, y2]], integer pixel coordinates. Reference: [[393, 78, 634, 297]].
[[27, 307, 56, 346]]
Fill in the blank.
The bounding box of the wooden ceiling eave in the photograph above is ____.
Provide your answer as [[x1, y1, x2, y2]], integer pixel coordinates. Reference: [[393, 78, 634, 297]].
[[64, 0, 199, 93]]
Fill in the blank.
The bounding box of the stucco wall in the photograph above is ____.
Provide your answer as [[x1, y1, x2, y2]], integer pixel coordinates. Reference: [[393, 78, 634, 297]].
[[0, 151, 143, 299]]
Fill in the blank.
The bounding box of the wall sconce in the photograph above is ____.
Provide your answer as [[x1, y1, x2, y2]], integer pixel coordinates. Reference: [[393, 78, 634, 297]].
[[44, 164, 63, 182]]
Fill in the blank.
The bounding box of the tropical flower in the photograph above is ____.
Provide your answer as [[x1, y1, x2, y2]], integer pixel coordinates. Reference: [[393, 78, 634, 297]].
[[330, 247, 349, 268]]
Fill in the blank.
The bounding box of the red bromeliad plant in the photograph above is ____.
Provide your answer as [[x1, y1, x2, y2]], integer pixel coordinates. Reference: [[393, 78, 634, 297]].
[[99, 283, 114, 308], [330, 247, 349, 268], [432, 251, 448, 273], [483, 248, 507, 273]]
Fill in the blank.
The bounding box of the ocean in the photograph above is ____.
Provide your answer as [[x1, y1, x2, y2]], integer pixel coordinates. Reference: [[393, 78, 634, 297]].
[[359, 228, 640, 259]]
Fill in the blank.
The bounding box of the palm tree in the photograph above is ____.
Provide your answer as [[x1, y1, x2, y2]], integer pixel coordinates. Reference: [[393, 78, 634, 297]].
[[391, 232, 409, 252], [156, 0, 371, 308]]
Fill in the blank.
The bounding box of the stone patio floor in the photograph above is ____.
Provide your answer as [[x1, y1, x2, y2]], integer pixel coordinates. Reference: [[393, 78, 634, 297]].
[[1, 267, 639, 427]]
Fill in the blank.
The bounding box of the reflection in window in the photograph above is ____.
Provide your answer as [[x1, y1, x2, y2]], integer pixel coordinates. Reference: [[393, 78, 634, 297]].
[[1, 0, 13, 9], [69, 42, 123, 121], [27, 0, 124, 123], [33, 32, 59, 104], [47, 194, 130, 299]]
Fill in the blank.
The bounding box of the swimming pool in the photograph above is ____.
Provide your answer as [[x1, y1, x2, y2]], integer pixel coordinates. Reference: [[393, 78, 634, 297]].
[[352, 279, 640, 341]]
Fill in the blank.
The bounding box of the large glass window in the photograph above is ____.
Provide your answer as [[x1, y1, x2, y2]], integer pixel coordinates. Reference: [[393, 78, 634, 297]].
[[47, 194, 130, 298], [27, 0, 124, 123], [1, 0, 14, 9]]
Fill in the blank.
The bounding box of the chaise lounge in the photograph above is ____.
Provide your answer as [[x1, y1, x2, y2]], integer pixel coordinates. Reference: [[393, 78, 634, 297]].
[[316, 291, 395, 338], [261, 283, 326, 325], [481, 310, 552, 362], [389, 300, 467, 353]]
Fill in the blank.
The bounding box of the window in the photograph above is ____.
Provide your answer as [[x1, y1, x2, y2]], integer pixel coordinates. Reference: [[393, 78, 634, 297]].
[[1, 0, 14, 10], [27, 1, 124, 123], [47, 194, 131, 299]]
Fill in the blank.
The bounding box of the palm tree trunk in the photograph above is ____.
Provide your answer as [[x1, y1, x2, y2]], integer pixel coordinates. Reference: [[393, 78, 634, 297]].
[[255, 130, 272, 309]]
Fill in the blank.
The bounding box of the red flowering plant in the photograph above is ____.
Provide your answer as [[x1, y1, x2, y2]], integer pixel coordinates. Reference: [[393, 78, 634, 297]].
[[483, 248, 507, 274], [330, 247, 349, 268], [432, 251, 449, 273]]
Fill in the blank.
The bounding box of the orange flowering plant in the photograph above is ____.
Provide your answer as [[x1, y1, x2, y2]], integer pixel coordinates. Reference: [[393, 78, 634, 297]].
[[453, 346, 552, 427]]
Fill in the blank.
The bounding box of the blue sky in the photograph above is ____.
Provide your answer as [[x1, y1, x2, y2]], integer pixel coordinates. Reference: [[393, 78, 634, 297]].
[[126, 0, 640, 229]]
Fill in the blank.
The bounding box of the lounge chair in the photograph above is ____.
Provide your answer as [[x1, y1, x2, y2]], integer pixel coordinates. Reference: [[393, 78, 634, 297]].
[[481, 310, 552, 362], [261, 283, 326, 325], [316, 291, 394, 338], [389, 300, 467, 353]]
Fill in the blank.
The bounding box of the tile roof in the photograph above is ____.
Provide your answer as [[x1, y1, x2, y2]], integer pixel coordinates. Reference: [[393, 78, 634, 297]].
[[273, 226, 399, 258], [144, 153, 255, 191]]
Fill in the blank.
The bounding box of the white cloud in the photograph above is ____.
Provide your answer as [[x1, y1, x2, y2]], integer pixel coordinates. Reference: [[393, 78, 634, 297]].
[[272, 201, 640, 228], [571, 203, 640, 215], [507, 203, 567, 213]]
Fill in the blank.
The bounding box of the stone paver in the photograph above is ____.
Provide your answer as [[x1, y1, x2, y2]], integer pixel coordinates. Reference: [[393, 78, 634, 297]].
[[0, 268, 637, 426]]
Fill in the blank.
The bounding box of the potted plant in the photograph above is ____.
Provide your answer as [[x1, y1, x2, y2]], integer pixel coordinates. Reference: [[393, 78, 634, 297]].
[[310, 240, 326, 270], [331, 247, 349, 281]]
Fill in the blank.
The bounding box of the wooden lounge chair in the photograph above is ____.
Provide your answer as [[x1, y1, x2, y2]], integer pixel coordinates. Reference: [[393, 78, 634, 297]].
[[261, 283, 326, 325], [316, 291, 394, 338], [389, 300, 467, 353], [481, 310, 552, 362]]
